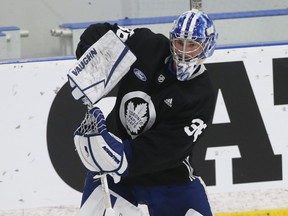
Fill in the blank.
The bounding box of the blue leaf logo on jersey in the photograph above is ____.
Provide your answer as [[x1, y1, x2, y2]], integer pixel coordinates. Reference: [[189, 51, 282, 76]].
[[133, 68, 147, 81]]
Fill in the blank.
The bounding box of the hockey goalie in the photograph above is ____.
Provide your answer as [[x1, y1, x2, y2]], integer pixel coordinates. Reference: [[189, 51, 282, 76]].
[[68, 8, 218, 216]]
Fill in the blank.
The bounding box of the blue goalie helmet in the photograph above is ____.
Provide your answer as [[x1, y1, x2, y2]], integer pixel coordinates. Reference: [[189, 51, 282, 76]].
[[170, 9, 218, 81]]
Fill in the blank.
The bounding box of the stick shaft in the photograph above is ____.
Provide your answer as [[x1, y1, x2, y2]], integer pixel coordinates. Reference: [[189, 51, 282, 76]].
[[100, 175, 115, 216]]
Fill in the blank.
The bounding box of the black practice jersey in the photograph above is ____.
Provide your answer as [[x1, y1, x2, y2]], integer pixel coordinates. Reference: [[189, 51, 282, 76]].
[[76, 23, 216, 186]]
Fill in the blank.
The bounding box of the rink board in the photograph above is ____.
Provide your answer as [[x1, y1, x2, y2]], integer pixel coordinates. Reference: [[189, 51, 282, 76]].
[[0, 44, 287, 214]]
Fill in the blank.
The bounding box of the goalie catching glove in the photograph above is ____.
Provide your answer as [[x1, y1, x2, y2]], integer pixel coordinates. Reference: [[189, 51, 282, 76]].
[[74, 107, 128, 180]]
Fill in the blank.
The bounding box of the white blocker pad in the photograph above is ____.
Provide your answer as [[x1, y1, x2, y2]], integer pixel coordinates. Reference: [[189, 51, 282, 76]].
[[68, 30, 137, 104], [77, 185, 142, 216]]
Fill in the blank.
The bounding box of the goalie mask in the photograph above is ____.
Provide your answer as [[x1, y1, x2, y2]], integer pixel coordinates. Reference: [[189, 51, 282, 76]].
[[170, 9, 218, 81]]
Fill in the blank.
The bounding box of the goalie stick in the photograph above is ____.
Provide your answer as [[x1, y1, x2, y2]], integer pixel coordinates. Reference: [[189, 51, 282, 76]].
[[69, 30, 136, 216], [74, 106, 142, 216], [74, 105, 117, 216], [98, 174, 115, 216]]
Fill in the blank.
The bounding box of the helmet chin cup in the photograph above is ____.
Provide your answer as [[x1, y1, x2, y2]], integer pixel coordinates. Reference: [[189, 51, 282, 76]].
[[175, 59, 201, 81]]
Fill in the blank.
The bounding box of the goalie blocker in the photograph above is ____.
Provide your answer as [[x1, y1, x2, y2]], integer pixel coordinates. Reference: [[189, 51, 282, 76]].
[[67, 30, 136, 105]]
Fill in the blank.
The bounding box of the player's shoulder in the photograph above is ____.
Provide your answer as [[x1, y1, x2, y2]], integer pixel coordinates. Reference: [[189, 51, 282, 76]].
[[132, 27, 169, 45], [134, 27, 166, 38], [120, 27, 170, 63], [82, 22, 115, 35]]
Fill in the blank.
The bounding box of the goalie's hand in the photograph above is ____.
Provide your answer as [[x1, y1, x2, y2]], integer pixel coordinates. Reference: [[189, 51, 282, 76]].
[[74, 107, 128, 182]]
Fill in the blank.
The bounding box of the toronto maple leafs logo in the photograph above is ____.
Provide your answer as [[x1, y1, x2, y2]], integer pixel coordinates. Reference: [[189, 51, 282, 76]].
[[119, 91, 156, 138], [126, 102, 148, 134]]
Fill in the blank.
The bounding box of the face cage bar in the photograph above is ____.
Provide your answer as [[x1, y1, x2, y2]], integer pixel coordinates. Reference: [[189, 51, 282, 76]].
[[170, 39, 206, 63], [169, 31, 209, 43]]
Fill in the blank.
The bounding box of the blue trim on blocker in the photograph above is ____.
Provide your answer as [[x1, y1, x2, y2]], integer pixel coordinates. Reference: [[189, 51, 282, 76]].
[[60, 8, 288, 30], [82, 46, 130, 90], [105, 47, 130, 87]]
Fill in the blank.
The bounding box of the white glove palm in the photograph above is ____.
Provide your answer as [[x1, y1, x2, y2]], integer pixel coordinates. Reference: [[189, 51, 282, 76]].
[[74, 107, 128, 182]]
